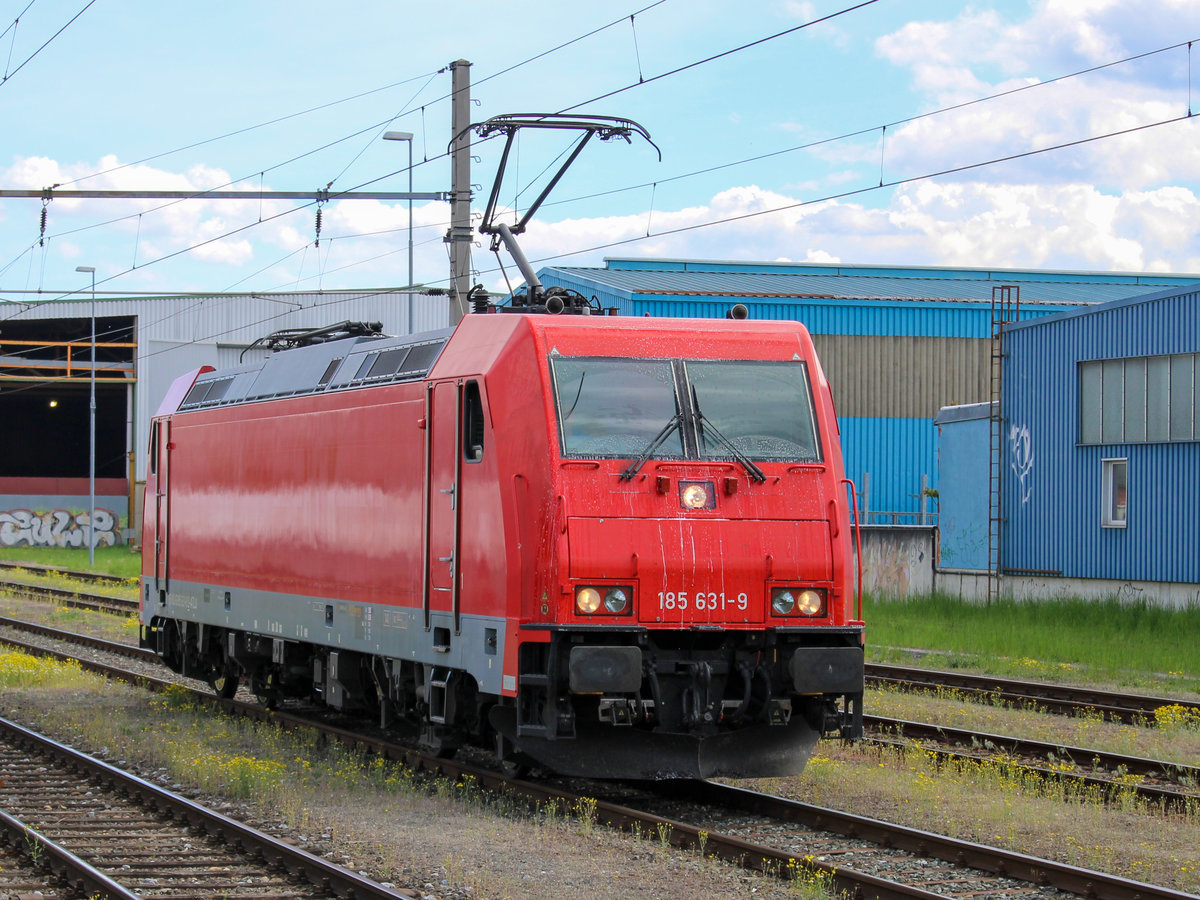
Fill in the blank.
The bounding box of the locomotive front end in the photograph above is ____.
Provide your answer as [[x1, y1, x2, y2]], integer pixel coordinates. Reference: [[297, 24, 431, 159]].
[[493, 319, 864, 779]]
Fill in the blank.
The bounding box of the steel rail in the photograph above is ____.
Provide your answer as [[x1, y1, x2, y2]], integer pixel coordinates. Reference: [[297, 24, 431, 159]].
[[866, 737, 1197, 814], [0, 805, 140, 900], [665, 780, 1200, 900], [3, 616, 1198, 813], [0, 615, 156, 661], [866, 662, 1200, 724], [867, 714, 1199, 781], [0, 576, 138, 614], [0, 560, 133, 587], [0, 716, 415, 900]]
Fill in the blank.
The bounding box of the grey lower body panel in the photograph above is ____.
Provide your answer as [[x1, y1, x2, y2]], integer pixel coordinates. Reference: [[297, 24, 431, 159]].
[[141, 577, 507, 695]]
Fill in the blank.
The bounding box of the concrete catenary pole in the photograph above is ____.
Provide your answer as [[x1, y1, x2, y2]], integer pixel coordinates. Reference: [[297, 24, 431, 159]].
[[446, 59, 473, 325]]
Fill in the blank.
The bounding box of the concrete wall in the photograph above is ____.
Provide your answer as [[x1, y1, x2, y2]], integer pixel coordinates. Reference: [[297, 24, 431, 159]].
[[853, 525, 935, 598], [935, 569, 1200, 610], [851, 524, 1199, 609], [0, 500, 125, 549]]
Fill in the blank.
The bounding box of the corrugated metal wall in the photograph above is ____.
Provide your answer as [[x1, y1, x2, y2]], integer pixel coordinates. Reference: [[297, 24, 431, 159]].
[[839, 417, 938, 522], [7, 289, 449, 486], [813, 335, 989, 418], [934, 405, 992, 570], [1002, 286, 1200, 583]]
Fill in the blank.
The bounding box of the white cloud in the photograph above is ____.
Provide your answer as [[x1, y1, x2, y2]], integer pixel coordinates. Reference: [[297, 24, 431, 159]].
[[512, 177, 1200, 279], [867, 0, 1200, 216]]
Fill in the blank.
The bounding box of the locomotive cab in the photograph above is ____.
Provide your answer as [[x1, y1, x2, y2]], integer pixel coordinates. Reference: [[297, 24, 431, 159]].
[[486, 316, 864, 779]]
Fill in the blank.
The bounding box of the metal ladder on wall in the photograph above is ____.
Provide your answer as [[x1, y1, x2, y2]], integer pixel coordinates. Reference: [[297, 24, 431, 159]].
[[988, 286, 1020, 605]]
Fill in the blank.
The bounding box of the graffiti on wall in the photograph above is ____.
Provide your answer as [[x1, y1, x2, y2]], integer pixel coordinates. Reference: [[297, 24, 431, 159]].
[[1008, 423, 1034, 504], [0, 508, 121, 549], [860, 533, 935, 598]]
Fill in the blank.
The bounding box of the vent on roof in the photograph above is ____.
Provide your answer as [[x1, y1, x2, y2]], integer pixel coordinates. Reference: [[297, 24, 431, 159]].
[[180, 376, 236, 409], [176, 332, 450, 412], [339, 338, 447, 387], [317, 357, 344, 387], [400, 342, 442, 376]]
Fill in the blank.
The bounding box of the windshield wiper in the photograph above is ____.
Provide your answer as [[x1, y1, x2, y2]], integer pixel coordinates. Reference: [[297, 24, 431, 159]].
[[619, 413, 683, 482], [694, 412, 767, 483]]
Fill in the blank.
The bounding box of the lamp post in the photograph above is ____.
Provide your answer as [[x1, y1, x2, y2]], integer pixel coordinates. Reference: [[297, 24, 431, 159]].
[[75, 265, 96, 567], [382, 130, 415, 333]]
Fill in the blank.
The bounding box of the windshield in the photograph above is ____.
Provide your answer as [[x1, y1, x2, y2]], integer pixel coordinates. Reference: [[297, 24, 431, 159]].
[[550, 355, 822, 463], [551, 357, 683, 458], [687, 360, 821, 462]]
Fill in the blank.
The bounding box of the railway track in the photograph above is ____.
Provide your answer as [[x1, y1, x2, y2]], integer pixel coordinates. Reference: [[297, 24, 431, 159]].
[[0, 715, 416, 899], [0, 569, 138, 615], [866, 662, 1200, 724], [0, 823, 70, 899], [2, 578, 1197, 793], [1, 620, 1196, 900], [0, 559, 135, 589], [2, 565, 1195, 727], [3, 609, 1199, 811]]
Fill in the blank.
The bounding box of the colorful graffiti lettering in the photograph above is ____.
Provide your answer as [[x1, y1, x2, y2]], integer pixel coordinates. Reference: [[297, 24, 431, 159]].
[[0, 508, 120, 549]]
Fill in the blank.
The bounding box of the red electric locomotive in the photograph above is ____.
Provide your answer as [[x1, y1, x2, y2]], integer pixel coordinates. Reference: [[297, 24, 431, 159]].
[[140, 307, 864, 778], [140, 114, 863, 779]]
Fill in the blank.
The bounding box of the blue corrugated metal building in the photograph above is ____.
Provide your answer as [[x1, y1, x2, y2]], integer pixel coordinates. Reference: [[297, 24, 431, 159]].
[[539, 258, 1199, 522], [1000, 284, 1200, 592]]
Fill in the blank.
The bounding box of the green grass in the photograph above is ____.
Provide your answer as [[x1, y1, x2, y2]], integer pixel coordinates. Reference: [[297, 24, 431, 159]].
[[865, 592, 1200, 694], [0, 544, 141, 579]]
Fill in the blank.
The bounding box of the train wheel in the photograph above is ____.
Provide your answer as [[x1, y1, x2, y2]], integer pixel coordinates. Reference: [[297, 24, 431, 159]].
[[254, 670, 281, 709], [209, 665, 239, 699], [494, 733, 530, 779]]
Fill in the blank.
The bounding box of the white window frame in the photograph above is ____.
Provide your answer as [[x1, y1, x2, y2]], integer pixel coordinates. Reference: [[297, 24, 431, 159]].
[[1101, 458, 1128, 528]]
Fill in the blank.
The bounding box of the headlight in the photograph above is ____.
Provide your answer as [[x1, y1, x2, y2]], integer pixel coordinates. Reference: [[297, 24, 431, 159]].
[[576, 587, 602, 614], [797, 589, 824, 616], [771, 587, 827, 617], [679, 480, 715, 510], [575, 585, 633, 616], [604, 587, 629, 614], [771, 589, 795, 615]]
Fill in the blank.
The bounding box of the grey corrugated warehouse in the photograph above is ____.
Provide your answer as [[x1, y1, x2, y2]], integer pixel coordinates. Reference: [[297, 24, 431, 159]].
[[0, 289, 445, 545]]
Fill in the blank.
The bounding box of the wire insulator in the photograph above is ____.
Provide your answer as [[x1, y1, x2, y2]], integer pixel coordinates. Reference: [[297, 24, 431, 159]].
[[39, 202, 47, 247], [314, 207, 323, 247]]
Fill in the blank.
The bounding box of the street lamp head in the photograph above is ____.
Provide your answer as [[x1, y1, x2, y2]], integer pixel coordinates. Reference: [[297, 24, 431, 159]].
[[76, 265, 95, 273], [383, 131, 414, 142]]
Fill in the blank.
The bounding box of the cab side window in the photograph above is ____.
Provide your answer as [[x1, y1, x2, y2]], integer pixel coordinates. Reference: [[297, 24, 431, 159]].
[[464, 381, 485, 462]]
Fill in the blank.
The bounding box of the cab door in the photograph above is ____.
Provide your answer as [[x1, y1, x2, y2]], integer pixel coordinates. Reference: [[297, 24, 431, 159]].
[[424, 381, 462, 633], [153, 418, 171, 595]]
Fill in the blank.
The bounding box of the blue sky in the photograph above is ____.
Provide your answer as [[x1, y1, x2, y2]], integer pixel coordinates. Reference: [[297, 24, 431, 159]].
[[2, 0, 1200, 299]]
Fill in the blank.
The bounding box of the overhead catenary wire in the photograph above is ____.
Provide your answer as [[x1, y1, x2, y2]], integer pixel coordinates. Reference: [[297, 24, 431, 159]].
[[214, 99, 1200, 298], [0, 0, 93, 87], [521, 112, 1199, 269], [2, 6, 1194, 318], [3, 96, 1191, 371], [558, 0, 883, 113], [275, 33, 1200, 290], [6, 0, 821, 285], [33, 0, 671, 196], [541, 37, 1200, 213], [0, 1, 670, 283], [1, 0, 38, 79]]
